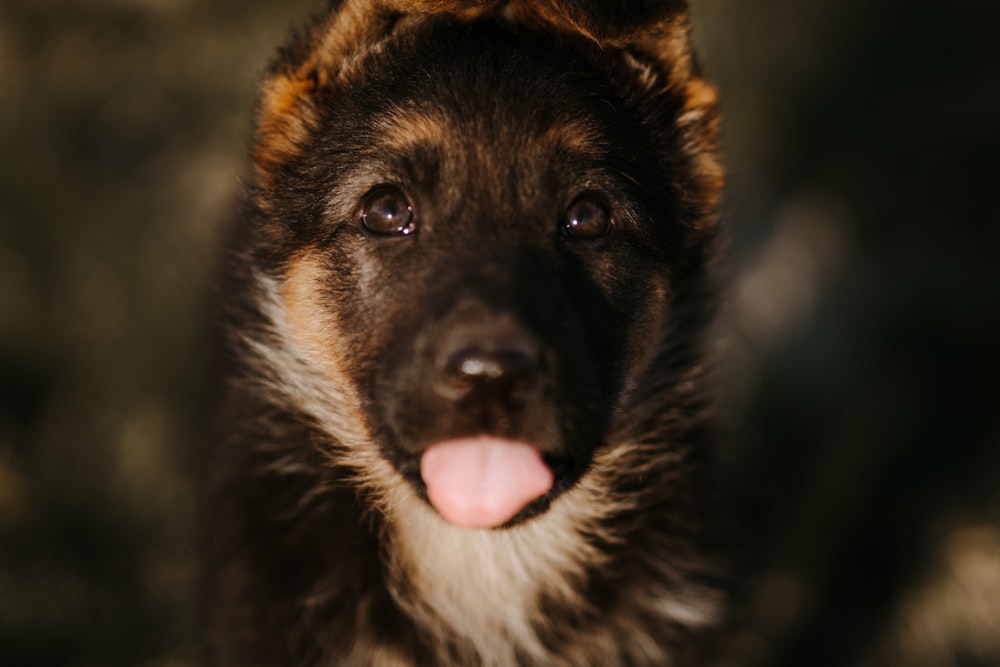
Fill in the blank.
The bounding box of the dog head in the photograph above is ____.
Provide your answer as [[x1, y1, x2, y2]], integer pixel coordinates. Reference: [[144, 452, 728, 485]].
[[244, 0, 722, 530]]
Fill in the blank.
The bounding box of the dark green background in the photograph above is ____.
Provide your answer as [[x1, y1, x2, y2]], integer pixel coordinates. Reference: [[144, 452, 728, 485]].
[[1, 1, 998, 665]]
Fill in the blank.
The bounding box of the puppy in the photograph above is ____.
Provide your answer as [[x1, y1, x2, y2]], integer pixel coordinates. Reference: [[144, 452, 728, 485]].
[[203, 1, 724, 664]]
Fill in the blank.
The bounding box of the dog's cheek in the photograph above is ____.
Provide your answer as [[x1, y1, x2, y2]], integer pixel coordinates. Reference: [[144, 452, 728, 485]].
[[587, 254, 672, 392], [275, 250, 380, 446], [280, 250, 358, 379], [329, 240, 434, 393], [622, 270, 672, 379]]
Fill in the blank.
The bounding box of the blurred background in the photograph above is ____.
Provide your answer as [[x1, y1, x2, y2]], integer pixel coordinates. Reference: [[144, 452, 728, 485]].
[[0, 0, 997, 665]]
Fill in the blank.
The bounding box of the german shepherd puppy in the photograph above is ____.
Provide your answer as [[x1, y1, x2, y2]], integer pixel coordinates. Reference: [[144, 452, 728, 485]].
[[203, 1, 724, 664]]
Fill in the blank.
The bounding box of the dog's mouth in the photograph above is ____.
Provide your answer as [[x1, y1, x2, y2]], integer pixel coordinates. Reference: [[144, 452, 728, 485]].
[[376, 292, 615, 530], [419, 436, 555, 530]]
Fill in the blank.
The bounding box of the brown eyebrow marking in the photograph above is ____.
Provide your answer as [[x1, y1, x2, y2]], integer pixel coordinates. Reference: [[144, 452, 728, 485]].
[[373, 110, 452, 152], [539, 118, 605, 156]]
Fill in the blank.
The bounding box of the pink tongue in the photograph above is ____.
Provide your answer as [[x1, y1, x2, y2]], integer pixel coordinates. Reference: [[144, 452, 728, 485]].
[[420, 437, 554, 530]]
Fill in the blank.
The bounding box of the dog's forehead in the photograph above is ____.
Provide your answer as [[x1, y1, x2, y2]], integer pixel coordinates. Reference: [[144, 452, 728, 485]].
[[360, 24, 623, 137], [251, 4, 722, 212], [337, 25, 638, 182]]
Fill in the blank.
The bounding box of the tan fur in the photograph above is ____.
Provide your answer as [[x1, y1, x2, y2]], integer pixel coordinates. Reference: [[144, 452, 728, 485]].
[[282, 253, 353, 389], [540, 118, 606, 156], [255, 76, 312, 183], [678, 78, 724, 227], [375, 110, 452, 152], [627, 16, 696, 86], [241, 260, 373, 463]]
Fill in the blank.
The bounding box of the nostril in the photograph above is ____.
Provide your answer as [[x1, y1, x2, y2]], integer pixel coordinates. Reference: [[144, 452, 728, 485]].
[[437, 347, 541, 402]]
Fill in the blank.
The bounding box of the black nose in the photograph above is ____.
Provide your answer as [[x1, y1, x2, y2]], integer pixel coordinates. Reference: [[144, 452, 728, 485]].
[[436, 344, 541, 404]]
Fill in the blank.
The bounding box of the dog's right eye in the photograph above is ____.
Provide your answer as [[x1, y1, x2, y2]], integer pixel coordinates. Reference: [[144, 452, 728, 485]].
[[562, 195, 611, 240], [360, 187, 416, 236]]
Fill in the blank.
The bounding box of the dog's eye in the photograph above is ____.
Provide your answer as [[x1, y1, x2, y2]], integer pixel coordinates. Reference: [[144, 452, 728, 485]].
[[562, 196, 611, 239], [361, 187, 416, 236]]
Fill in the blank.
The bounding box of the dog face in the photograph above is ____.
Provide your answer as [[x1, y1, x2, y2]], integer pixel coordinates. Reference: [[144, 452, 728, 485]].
[[246, 3, 721, 531]]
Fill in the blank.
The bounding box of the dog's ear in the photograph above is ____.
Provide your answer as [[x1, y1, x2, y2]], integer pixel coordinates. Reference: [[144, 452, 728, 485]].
[[530, 0, 688, 40], [521, 0, 701, 87]]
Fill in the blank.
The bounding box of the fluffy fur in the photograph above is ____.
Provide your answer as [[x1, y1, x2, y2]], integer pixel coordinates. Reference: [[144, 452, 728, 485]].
[[203, 1, 724, 664]]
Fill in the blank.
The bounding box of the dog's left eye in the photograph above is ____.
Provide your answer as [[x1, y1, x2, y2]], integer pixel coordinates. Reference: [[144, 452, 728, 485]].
[[562, 196, 611, 239], [361, 187, 416, 236]]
